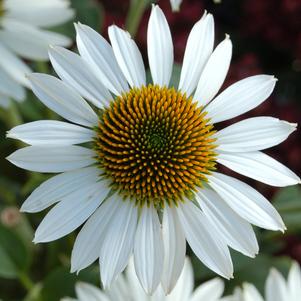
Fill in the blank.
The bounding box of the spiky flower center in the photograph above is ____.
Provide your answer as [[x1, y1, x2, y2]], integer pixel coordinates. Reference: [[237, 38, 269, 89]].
[[94, 85, 217, 207]]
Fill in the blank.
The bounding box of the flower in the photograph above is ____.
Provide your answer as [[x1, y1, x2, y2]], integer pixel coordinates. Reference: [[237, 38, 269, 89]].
[[0, 0, 74, 107], [170, 0, 182, 12], [61, 258, 225, 301], [7, 4, 300, 295], [223, 261, 301, 301]]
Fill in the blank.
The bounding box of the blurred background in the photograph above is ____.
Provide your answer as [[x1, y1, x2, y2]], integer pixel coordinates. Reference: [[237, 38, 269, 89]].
[[0, 0, 300, 300]]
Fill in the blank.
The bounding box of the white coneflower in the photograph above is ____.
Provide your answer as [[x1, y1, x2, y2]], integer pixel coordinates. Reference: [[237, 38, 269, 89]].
[[62, 258, 225, 301], [223, 261, 301, 301], [0, 0, 74, 107], [7, 4, 300, 295]]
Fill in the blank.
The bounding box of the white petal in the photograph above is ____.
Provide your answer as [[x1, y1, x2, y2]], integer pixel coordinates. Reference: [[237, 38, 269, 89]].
[[7, 120, 94, 146], [0, 20, 71, 60], [100, 200, 138, 289], [75, 23, 128, 95], [243, 283, 264, 301], [4, 1, 74, 28], [75, 282, 110, 301], [206, 75, 277, 123], [125, 258, 150, 301], [7, 145, 95, 173], [215, 117, 297, 152], [28, 73, 98, 127], [190, 278, 225, 301], [0, 68, 25, 101], [166, 258, 194, 301], [208, 172, 285, 231], [49, 46, 111, 108], [217, 151, 301, 187], [21, 166, 100, 213], [179, 12, 214, 96], [147, 5, 173, 86], [161, 205, 186, 294], [288, 261, 301, 301], [176, 201, 233, 279], [33, 181, 108, 243], [134, 204, 164, 294], [265, 268, 287, 301], [170, 0, 182, 12], [108, 25, 146, 88], [71, 196, 120, 273], [0, 94, 11, 108], [0, 44, 31, 87], [194, 35, 232, 106], [197, 188, 259, 257]]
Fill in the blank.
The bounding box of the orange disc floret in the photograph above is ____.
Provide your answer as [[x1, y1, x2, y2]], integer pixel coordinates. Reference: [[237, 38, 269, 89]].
[[94, 84, 217, 207]]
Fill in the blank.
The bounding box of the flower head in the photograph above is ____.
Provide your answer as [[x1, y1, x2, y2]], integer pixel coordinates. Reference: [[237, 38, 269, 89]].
[[7, 4, 300, 295], [0, 0, 74, 107], [223, 261, 301, 301], [62, 258, 225, 301]]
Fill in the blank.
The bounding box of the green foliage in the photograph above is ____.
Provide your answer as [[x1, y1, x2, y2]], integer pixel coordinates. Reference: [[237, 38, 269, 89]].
[[0, 225, 31, 279]]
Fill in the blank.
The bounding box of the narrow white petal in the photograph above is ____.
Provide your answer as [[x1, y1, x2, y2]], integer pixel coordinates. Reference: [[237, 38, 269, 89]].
[[166, 258, 194, 301], [28, 73, 98, 127], [208, 172, 285, 231], [76, 282, 110, 301], [265, 269, 287, 301], [7, 120, 94, 146], [125, 258, 150, 301], [217, 151, 301, 187], [197, 188, 259, 257], [190, 278, 225, 301], [161, 205, 186, 294], [108, 25, 146, 88], [4, 2, 74, 28], [134, 204, 164, 294], [0, 20, 71, 61], [7, 145, 95, 173], [288, 261, 301, 301], [176, 201, 233, 279], [0, 44, 31, 87], [49, 46, 111, 108], [170, 0, 182, 11], [215, 117, 297, 152], [33, 182, 108, 243], [75, 23, 128, 95], [105, 274, 129, 301], [100, 200, 138, 289], [147, 5, 173, 86], [0, 68, 25, 101], [243, 283, 264, 301], [179, 12, 214, 96], [194, 35, 232, 106], [206, 75, 277, 123], [21, 166, 100, 213], [71, 197, 119, 273]]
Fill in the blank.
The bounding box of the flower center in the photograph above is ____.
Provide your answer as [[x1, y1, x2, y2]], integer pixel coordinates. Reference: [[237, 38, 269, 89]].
[[94, 85, 217, 207]]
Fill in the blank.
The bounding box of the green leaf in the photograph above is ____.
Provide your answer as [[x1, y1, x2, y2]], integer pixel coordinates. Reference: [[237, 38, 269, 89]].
[[0, 225, 30, 279], [273, 186, 301, 232], [41, 266, 99, 301]]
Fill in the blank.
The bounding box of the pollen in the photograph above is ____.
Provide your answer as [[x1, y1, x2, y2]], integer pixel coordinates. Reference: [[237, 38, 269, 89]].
[[94, 85, 217, 207]]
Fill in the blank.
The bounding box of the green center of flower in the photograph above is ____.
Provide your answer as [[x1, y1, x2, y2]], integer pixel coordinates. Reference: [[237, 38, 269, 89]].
[[94, 85, 217, 207]]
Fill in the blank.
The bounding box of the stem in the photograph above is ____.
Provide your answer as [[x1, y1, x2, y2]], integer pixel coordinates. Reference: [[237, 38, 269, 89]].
[[125, 0, 152, 37], [18, 271, 35, 291]]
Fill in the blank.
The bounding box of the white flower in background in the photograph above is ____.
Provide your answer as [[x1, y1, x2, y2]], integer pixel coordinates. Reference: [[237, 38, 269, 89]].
[[170, 0, 182, 12], [7, 4, 300, 295], [222, 261, 301, 301], [62, 258, 225, 301], [0, 0, 74, 107]]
